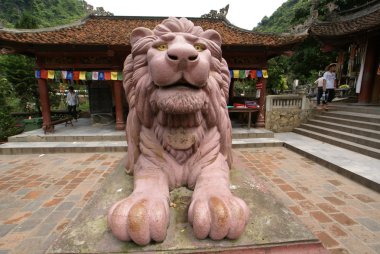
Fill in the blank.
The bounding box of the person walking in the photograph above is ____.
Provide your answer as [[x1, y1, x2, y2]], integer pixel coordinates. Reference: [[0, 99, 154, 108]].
[[323, 63, 337, 109], [315, 73, 325, 108], [66, 86, 79, 120]]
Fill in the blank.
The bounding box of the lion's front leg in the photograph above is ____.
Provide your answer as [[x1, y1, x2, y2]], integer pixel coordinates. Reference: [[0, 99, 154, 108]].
[[108, 168, 170, 246], [188, 154, 249, 240]]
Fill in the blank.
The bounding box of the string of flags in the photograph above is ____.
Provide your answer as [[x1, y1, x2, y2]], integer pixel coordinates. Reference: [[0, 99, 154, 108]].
[[35, 70, 123, 81], [230, 69, 268, 79]]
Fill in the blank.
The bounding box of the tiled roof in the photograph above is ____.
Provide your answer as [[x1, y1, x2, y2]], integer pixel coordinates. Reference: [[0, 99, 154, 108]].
[[310, 2, 380, 37], [0, 16, 306, 48]]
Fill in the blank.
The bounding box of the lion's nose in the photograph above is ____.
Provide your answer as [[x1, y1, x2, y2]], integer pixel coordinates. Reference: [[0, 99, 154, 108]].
[[167, 46, 199, 63]]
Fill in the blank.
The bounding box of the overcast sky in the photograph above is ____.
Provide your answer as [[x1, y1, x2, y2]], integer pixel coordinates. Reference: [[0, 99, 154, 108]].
[[85, 0, 287, 30]]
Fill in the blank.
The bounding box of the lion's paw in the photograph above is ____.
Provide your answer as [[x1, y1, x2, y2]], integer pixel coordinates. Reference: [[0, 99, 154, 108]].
[[188, 195, 249, 240], [108, 194, 169, 245]]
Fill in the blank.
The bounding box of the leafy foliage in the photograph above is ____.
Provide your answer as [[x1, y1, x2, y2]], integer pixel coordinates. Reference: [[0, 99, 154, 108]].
[[0, 55, 39, 112], [0, 78, 18, 141], [0, 0, 87, 28]]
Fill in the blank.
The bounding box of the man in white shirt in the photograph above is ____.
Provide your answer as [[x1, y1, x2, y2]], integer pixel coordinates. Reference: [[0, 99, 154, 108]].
[[323, 63, 337, 108], [66, 86, 79, 120], [314, 74, 325, 107]]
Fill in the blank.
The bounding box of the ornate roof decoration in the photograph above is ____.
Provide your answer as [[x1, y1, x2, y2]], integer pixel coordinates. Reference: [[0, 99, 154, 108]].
[[310, 1, 380, 38], [201, 4, 229, 19]]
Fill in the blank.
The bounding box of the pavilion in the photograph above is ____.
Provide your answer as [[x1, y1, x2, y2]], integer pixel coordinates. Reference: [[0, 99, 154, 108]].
[[309, 1, 380, 104], [0, 14, 307, 132]]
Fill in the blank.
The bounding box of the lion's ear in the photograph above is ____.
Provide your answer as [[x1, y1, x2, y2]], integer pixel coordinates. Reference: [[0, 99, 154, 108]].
[[130, 27, 154, 47], [201, 30, 222, 48]]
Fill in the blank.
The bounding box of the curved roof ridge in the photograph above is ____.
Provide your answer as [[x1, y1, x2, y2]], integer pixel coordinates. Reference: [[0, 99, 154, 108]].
[[312, 1, 380, 25], [0, 14, 306, 39]]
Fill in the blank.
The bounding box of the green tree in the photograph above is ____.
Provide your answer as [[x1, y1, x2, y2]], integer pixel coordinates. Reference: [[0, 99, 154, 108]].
[[15, 11, 39, 29], [0, 77, 17, 141], [0, 55, 39, 112]]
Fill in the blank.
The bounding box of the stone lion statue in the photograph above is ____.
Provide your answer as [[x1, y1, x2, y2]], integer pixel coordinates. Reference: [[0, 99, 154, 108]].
[[108, 17, 249, 246]]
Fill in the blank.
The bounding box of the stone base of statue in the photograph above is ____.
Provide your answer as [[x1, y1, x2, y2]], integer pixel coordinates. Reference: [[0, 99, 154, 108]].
[[47, 153, 326, 254]]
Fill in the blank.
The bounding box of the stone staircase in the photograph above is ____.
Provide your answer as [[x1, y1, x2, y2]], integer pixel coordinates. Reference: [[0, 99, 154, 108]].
[[294, 104, 380, 159], [0, 120, 283, 154]]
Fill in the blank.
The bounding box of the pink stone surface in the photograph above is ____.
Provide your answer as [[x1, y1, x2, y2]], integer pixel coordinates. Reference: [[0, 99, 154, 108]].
[[108, 17, 249, 245]]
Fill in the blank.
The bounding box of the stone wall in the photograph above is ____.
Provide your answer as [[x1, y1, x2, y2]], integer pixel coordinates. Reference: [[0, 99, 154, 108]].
[[265, 94, 314, 132]]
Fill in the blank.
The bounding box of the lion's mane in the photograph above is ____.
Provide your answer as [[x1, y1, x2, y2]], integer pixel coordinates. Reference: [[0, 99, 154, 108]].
[[123, 17, 232, 187]]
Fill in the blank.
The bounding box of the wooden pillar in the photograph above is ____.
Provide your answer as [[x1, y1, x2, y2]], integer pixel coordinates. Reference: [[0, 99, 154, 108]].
[[255, 77, 267, 128], [228, 78, 235, 105], [113, 80, 125, 130], [37, 78, 53, 133], [358, 39, 376, 103]]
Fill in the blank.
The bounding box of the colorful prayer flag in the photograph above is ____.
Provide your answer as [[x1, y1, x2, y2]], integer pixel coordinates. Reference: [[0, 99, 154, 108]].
[[98, 72, 105, 80], [104, 71, 111, 80], [92, 72, 99, 80], [250, 70, 257, 79], [40, 70, 48, 79], [256, 70, 263, 78], [66, 71, 73, 80], [262, 69, 268, 78], [117, 72, 123, 81], [35, 70, 41, 78], [47, 70, 55, 79], [79, 71, 86, 80], [86, 72, 92, 80], [61, 71, 67, 79], [111, 71, 118, 80], [229, 70, 233, 79], [73, 71, 80, 80], [239, 70, 246, 78], [233, 70, 239, 78]]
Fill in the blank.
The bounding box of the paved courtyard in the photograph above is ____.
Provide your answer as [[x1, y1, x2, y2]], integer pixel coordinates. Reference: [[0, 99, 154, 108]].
[[235, 147, 380, 254], [0, 148, 379, 253]]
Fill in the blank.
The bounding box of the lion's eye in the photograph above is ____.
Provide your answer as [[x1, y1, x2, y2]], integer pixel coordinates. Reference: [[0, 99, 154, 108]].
[[156, 44, 168, 51], [194, 44, 205, 52]]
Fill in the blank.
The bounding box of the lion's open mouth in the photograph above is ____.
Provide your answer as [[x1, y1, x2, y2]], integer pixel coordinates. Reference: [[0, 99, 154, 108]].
[[156, 76, 204, 90], [160, 82, 201, 90]]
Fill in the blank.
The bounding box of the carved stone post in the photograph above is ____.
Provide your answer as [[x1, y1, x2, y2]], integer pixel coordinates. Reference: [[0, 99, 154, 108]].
[[37, 78, 53, 133], [113, 80, 125, 130]]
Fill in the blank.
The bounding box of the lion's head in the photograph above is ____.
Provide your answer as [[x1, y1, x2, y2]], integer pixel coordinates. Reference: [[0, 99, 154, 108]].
[[124, 17, 232, 174]]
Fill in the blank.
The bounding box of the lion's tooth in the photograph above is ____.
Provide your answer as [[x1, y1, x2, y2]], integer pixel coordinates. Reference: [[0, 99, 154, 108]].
[[186, 114, 195, 127], [158, 111, 167, 126], [195, 111, 202, 126]]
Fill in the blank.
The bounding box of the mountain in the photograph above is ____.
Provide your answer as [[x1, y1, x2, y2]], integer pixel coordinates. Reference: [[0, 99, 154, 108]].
[[254, 0, 373, 33], [0, 0, 112, 28]]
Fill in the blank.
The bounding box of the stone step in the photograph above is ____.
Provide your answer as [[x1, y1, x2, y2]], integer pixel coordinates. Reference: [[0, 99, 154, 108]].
[[275, 132, 380, 192], [314, 115, 380, 131], [7, 128, 274, 142], [293, 128, 380, 159], [0, 138, 283, 155], [323, 111, 380, 124], [307, 119, 380, 139], [0, 141, 128, 155], [328, 104, 380, 115], [299, 123, 380, 149]]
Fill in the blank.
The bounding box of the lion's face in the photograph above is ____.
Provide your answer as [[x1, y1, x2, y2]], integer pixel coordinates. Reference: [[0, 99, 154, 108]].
[[124, 17, 231, 168], [147, 33, 212, 88], [147, 33, 213, 116]]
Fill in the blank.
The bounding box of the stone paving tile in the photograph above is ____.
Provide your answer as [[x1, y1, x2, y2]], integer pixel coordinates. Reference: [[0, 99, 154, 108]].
[[0, 152, 124, 254], [236, 147, 380, 254]]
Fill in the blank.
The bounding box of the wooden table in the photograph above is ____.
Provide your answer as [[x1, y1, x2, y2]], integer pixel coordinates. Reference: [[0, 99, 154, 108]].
[[228, 107, 258, 129]]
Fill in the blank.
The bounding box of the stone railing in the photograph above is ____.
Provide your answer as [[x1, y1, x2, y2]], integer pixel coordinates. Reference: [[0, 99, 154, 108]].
[[265, 94, 314, 132]]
